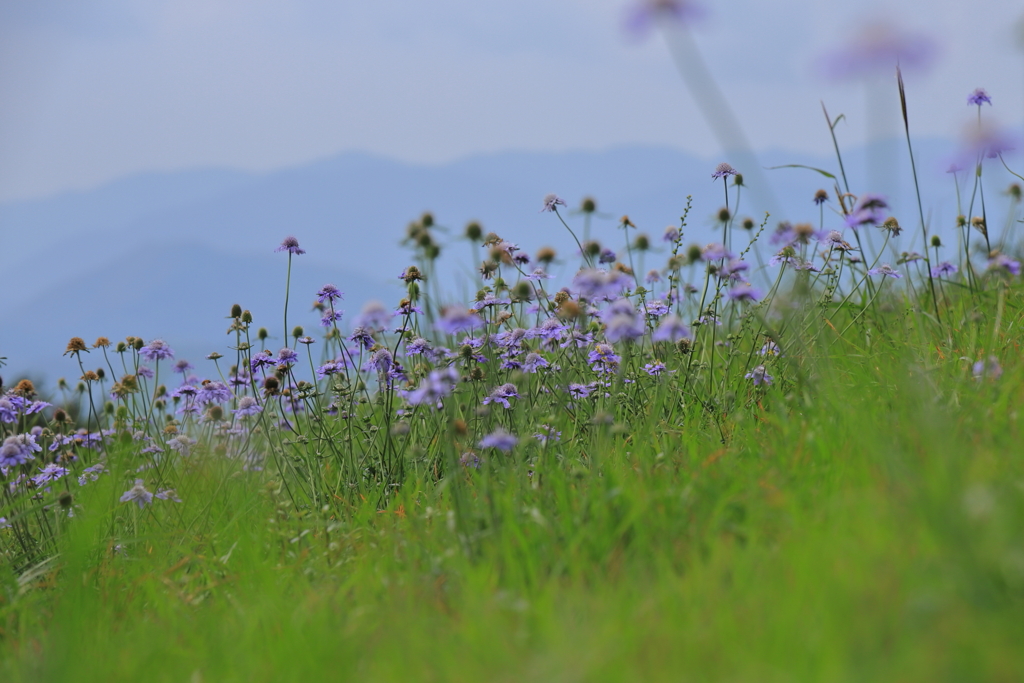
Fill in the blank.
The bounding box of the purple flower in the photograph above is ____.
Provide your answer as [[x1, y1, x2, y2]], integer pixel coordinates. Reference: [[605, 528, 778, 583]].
[[868, 264, 902, 279], [436, 306, 485, 335], [598, 248, 617, 264], [533, 425, 562, 444], [459, 452, 481, 469], [652, 314, 691, 342], [624, 0, 705, 38], [136, 366, 154, 380], [233, 396, 263, 417], [522, 353, 549, 374], [845, 194, 888, 229], [663, 226, 680, 243], [720, 259, 750, 281], [317, 359, 348, 378], [320, 310, 344, 327], [78, 462, 107, 486], [644, 361, 667, 376], [758, 341, 782, 357], [139, 339, 174, 362], [525, 268, 555, 282], [478, 430, 518, 452], [541, 193, 567, 212], [276, 236, 305, 255], [529, 317, 569, 342], [0, 434, 40, 468], [316, 284, 343, 304], [168, 435, 197, 456], [987, 254, 1021, 276], [364, 348, 394, 375], [405, 338, 432, 356], [956, 123, 1018, 163], [404, 366, 460, 408], [567, 382, 596, 400], [354, 301, 393, 331], [931, 261, 959, 278], [820, 21, 936, 80], [276, 347, 298, 367], [643, 299, 669, 317], [745, 365, 773, 386], [0, 398, 16, 423], [32, 463, 69, 488], [155, 489, 182, 503], [645, 270, 663, 284], [967, 88, 991, 106], [196, 380, 232, 406], [173, 360, 194, 374], [973, 356, 1002, 381], [572, 268, 632, 300], [250, 350, 277, 373], [588, 343, 622, 374], [482, 383, 520, 409], [601, 298, 645, 343], [471, 293, 512, 311], [349, 327, 375, 350], [712, 162, 737, 179], [120, 479, 154, 508], [701, 243, 734, 261], [727, 284, 762, 302]]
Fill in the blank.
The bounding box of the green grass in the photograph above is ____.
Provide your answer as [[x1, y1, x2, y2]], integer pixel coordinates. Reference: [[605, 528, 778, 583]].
[[3, 287, 1024, 681]]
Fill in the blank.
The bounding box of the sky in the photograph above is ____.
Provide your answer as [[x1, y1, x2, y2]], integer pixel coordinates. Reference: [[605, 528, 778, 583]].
[[1, 0, 1023, 203]]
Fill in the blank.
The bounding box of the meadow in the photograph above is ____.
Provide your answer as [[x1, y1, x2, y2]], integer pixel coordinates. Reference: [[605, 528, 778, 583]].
[[3, 65, 1024, 681]]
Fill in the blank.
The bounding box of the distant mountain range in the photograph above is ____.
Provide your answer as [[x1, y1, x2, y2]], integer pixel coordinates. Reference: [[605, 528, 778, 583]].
[[3, 138, 1021, 384]]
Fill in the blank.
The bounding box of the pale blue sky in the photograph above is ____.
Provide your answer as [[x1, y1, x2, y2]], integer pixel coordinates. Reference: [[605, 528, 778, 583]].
[[1, 0, 1022, 202]]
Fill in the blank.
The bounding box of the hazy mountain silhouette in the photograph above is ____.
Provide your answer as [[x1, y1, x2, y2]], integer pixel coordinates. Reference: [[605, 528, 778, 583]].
[[3, 139, 1020, 382]]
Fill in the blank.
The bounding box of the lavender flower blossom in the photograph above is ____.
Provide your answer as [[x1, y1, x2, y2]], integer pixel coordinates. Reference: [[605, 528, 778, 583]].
[[868, 264, 902, 279], [931, 262, 958, 278], [479, 430, 518, 451], [321, 310, 344, 327], [32, 463, 69, 488], [404, 366, 460, 407], [459, 452, 481, 469], [196, 380, 232, 405], [364, 348, 394, 375], [712, 162, 738, 179], [250, 350, 277, 373], [624, 0, 705, 38], [598, 248, 617, 264], [139, 339, 174, 362], [572, 269, 632, 300], [601, 299, 645, 343], [436, 306, 485, 335], [168, 435, 197, 456], [987, 254, 1021, 276], [276, 348, 298, 367], [663, 226, 680, 243], [845, 194, 889, 229], [967, 88, 992, 106], [316, 284, 344, 304], [644, 361, 667, 376], [973, 356, 1003, 381], [276, 236, 305, 255], [533, 425, 562, 444], [522, 353, 549, 373], [701, 243, 734, 261], [652, 314, 691, 342], [745, 365, 773, 386], [0, 434, 41, 468], [233, 396, 263, 417], [354, 301, 393, 331], [567, 383, 593, 400], [643, 299, 670, 317], [541, 194, 567, 212], [820, 21, 936, 80], [727, 283, 762, 302], [120, 479, 154, 508], [482, 383, 521, 409], [588, 344, 622, 374], [349, 327, 375, 350], [758, 341, 782, 357], [317, 360, 348, 378]]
